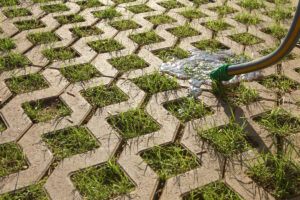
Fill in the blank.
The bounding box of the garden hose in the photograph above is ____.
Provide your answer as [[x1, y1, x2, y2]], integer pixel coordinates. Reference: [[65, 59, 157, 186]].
[[210, 0, 300, 82]]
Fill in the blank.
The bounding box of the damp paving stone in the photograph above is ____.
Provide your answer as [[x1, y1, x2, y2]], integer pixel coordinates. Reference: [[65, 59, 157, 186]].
[[239, 0, 265, 10], [42, 47, 79, 61], [41, 3, 70, 13], [0, 117, 6, 132], [145, 15, 176, 26], [22, 97, 71, 123], [253, 108, 300, 137], [180, 9, 206, 20], [0, 142, 28, 177], [261, 25, 287, 40], [76, 0, 104, 9], [107, 109, 160, 139], [212, 83, 259, 106], [3, 8, 31, 18], [0, 0, 19, 6], [168, 25, 199, 38], [88, 39, 124, 53], [203, 20, 232, 32], [0, 38, 16, 52], [234, 13, 261, 26], [127, 4, 154, 14], [14, 19, 46, 31], [183, 181, 242, 200], [132, 72, 179, 94], [140, 143, 200, 180], [60, 63, 101, 83], [229, 33, 264, 45], [197, 122, 250, 157], [55, 14, 85, 25], [71, 160, 135, 200], [93, 8, 121, 20], [158, 0, 184, 9], [209, 5, 237, 16], [153, 47, 190, 62], [6, 73, 49, 94], [27, 32, 60, 45], [247, 153, 300, 199], [163, 97, 213, 122], [259, 75, 300, 93], [42, 126, 99, 161], [0, 53, 30, 72], [129, 31, 164, 46], [0, 180, 48, 200], [109, 20, 140, 31], [71, 26, 103, 38], [193, 39, 229, 52], [82, 85, 129, 108], [108, 54, 148, 72]]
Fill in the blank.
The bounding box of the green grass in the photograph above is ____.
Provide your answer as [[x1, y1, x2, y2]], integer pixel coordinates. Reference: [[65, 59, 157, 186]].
[[267, 7, 293, 22], [0, 0, 19, 6], [41, 3, 69, 13], [3, 8, 31, 18], [107, 109, 160, 139], [262, 24, 287, 40], [71, 26, 103, 38], [108, 54, 148, 72], [145, 15, 176, 26], [109, 20, 140, 31], [0, 181, 47, 200], [189, 0, 209, 6], [209, 5, 236, 16], [43, 126, 99, 160], [0, 38, 16, 52], [259, 75, 300, 93], [168, 25, 199, 38], [180, 9, 206, 20], [153, 47, 190, 62], [0, 117, 6, 132], [71, 160, 135, 200], [198, 122, 250, 157], [193, 39, 229, 52], [93, 7, 121, 20], [239, 0, 265, 10], [76, 0, 103, 9], [163, 97, 212, 122], [204, 20, 231, 32], [158, 0, 184, 9], [132, 72, 179, 94], [183, 181, 242, 200], [6, 73, 48, 94], [127, 4, 154, 14], [82, 85, 128, 107], [0, 142, 28, 177], [32, 0, 56, 2], [113, 0, 135, 4], [27, 32, 60, 45], [253, 108, 300, 137], [60, 63, 101, 83], [260, 47, 297, 61], [247, 153, 300, 199], [55, 14, 85, 25], [229, 33, 263, 45], [0, 53, 30, 72], [212, 83, 259, 106], [234, 13, 261, 25], [14, 19, 45, 31], [88, 39, 124, 53], [141, 144, 200, 180], [22, 98, 71, 123], [42, 47, 79, 61], [129, 31, 164, 46]]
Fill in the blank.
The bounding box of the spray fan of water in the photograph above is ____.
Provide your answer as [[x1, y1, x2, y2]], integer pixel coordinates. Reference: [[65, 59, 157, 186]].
[[160, 49, 262, 96]]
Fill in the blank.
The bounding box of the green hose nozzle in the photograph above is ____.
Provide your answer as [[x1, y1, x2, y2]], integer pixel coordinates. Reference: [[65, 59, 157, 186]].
[[209, 64, 234, 82]]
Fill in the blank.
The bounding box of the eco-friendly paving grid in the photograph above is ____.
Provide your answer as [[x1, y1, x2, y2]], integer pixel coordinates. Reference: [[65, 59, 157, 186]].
[[0, 0, 300, 199]]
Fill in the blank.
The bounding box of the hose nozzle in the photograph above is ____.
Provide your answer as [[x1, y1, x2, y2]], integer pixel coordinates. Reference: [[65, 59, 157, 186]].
[[209, 64, 234, 82]]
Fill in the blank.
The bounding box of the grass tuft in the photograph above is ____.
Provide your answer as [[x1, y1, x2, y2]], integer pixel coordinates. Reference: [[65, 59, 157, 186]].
[[88, 39, 124, 53], [0, 53, 30, 72], [3, 8, 31, 18], [168, 25, 199, 38], [235, 12, 261, 25], [239, 0, 264, 10], [109, 20, 140, 31], [42, 47, 79, 61], [153, 47, 190, 62], [41, 3, 69, 13], [145, 15, 176, 26], [0, 0, 19, 6], [180, 9, 206, 20], [193, 39, 229, 52], [27, 32, 60, 45], [0, 38, 16, 52], [93, 7, 121, 20], [229, 33, 263, 45], [14, 19, 45, 31], [77, 0, 103, 9], [259, 75, 300, 93], [262, 24, 287, 40], [55, 14, 85, 25], [158, 0, 184, 9], [141, 144, 200, 180], [109, 54, 148, 72], [204, 20, 231, 32], [210, 5, 236, 16], [267, 7, 293, 22], [127, 5, 153, 13], [129, 31, 164, 46], [60, 63, 101, 83], [71, 26, 103, 38]]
